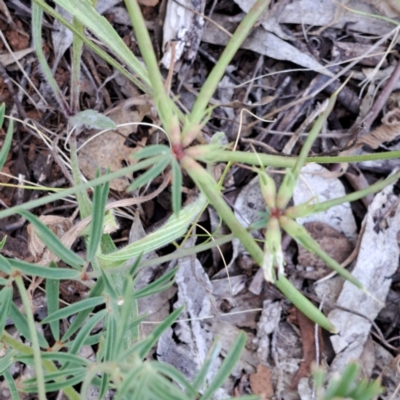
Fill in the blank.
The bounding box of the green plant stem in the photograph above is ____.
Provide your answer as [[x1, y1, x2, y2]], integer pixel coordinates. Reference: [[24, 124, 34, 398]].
[[191, 148, 400, 167], [181, 155, 336, 333], [1, 331, 80, 400], [286, 169, 400, 219], [31, 3, 70, 116], [124, 0, 178, 138], [183, 0, 271, 138], [14, 275, 46, 400], [71, 18, 84, 113]]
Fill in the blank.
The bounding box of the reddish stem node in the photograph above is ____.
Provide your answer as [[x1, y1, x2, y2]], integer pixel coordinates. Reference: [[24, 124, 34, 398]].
[[172, 143, 186, 161]]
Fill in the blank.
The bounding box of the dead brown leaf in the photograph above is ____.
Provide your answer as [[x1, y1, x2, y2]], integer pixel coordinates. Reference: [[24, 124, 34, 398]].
[[78, 97, 156, 191], [358, 108, 400, 149], [249, 364, 274, 399], [290, 309, 322, 390]]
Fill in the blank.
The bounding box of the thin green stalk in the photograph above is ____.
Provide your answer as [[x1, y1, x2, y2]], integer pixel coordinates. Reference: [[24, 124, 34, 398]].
[[184, 0, 271, 137], [181, 155, 336, 332], [32, 3, 70, 116], [14, 275, 46, 400], [191, 148, 400, 166], [277, 95, 337, 209], [71, 18, 84, 113], [124, 0, 178, 138], [286, 169, 400, 219], [1, 332, 80, 400]]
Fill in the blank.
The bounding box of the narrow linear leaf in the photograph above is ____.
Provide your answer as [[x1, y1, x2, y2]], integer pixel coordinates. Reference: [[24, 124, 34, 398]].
[[133, 144, 170, 160], [99, 194, 207, 263], [133, 267, 177, 300], [46, 262, 60, 340], [171, 157, 182, 215], [0, 286, 13, 334], [3, 369, 19, 400], [9, 259, 81, 280], [68, 310, 107, 359], [0, 103, 4, 126], [192, 341, 222, 392], [0, 350, 17, 375], [200, 331, 246, 400], [42, 297, 105, 324], [62, 278, 105, 342], [0, 116, 13, 171], [87, 173, 110, 261], [18, 352, 91, 367], [151, 362, 197, 399], [279, 216, 364, 290], [137, 306, 183, 359], [9, 303, 49, 348], [24, 370, 85, 392], [19, 210, 85, 269], [0, 254, 12, 274], [127, 155, 171, 192]]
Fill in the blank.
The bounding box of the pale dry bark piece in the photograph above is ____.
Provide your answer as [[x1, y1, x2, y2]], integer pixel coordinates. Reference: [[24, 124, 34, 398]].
[[263, 0, 395, 36], [293, 163, 358, 242], [161, 0, 206, 70], [328, 173, 400, 373], [202, 13, 331, 75]]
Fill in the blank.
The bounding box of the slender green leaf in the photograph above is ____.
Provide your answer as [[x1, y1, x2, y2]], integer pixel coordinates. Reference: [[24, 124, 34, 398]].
[[3, 369, 19, 400], [137, 307, 183, 359], [42, 297, 105, 324], [192, 341, 221, 392], [0, 254, 12, 274], [133, 144, 170, 160], [32, 4, 70, 116], [0, 286, 12, 334], [19, 210, 85, 269], [113, 366, 144, 400], [151, 362, 198, 398], [46, 262, 60, 340], [18, 352, 91, 366], [200, 331, 246, 400], [9, 259, 81, 280], [62, 277, 105, 341], [10, 303, 49, 348], [0, 116, 13, 171], [68, 309, 107, 357], [0, 103, 4, 126], [133, 267, 177, 300], [87, 173, 110, 261], [100, 270, 118, 300], [0, 235, 7, 250], [0, 350, 16, 375], [149, 375, 189, 400], [50, 0, 150, 87], [127, 155, 171, 192], [24, 369, 86, 392], [99, 194, 207, 264], [171, 157, 182, 215]]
